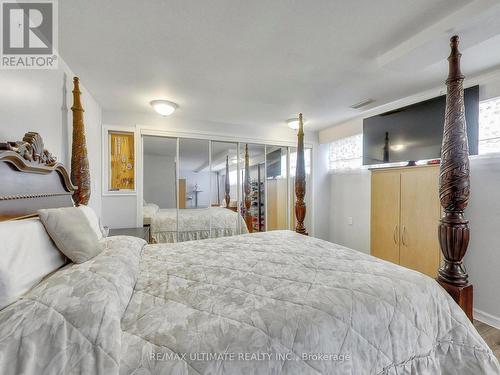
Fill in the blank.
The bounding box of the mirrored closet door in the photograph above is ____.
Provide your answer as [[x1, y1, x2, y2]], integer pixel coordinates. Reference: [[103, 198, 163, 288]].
[[178, 138, 210, 242], [240, 144, 266, 233], [142, 135, 312, 244], [210, 141, 244, 238], [142, 136, 178, 243]]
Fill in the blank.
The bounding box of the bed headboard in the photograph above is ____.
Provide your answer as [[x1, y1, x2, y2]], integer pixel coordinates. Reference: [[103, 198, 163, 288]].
[[0, 132, 76, 221]]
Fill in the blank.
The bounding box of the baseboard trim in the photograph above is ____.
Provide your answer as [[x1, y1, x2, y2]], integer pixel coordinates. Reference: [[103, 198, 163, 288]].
[[474, 308, 500, 330]]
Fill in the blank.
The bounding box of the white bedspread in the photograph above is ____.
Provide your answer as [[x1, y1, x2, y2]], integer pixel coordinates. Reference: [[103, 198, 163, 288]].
[[0, 231, 498, 374], [150, 207, 249, 243]]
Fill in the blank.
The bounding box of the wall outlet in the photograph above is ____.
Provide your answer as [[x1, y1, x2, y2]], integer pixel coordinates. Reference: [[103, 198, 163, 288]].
[[347, 216, 353, 225]]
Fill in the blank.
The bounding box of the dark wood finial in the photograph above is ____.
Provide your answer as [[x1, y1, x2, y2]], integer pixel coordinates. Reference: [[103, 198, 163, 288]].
[[295, 113, 307, 235], [70, 76, 91, 206], [447, 35, 464, 83], [224, 155, 230, 208], [437, 36, 473, 320], [244, 144, 253, 233]]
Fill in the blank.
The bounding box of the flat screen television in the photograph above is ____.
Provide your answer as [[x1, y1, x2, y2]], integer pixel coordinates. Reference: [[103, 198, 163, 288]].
[[362, 85, 479, 166]]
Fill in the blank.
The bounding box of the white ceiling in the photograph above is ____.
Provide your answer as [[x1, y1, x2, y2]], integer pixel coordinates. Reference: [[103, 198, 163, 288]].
[[59, 0, 500, 131]]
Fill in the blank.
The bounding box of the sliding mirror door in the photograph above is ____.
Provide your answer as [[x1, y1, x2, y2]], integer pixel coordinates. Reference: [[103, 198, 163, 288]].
[[143, 136, 177, 243], [142, 135, 312, 243], [266, 146, 289, 231], [178, 138, 210, 242], [240, 143, 265, 233], [210, 141, 245, 237]]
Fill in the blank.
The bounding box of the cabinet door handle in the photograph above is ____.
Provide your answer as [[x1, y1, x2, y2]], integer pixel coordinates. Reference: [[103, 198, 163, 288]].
[[393, 225, 398, 245], [402, 225, 407, 246]]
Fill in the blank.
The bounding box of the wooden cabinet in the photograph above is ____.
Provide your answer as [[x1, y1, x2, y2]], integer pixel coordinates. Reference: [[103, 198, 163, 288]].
[[371, 165, 441, 277], [371, 170, 400, 264]]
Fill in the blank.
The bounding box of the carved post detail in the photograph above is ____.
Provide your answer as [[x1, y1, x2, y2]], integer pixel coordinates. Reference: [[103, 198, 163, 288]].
[[244, 144, 253, 233], [295, 113, 307, 235], [437, 36, 473, 320], [225, 156, 230, 208], [70, 77, 91, 206]]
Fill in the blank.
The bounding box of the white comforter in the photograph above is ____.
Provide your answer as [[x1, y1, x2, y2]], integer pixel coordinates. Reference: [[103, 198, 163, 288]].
[[151, 207, 249, 243], [0, 231, 498, 374]]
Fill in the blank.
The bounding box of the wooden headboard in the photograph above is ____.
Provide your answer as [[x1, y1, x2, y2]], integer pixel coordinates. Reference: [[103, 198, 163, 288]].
[[0, 132, 76, 221]]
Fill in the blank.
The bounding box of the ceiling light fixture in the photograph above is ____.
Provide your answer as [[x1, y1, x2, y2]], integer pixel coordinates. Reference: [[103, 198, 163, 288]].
[[287, 117, 305, 130], [150, 100, 178, 116], [390, 144, 405, 151]]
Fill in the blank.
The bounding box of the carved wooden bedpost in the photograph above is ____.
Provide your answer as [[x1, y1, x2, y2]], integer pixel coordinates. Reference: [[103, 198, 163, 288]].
[[295, 113, 307, 235], [244, 144, 253, 233], [437, 36, 473, 321], [225, 156, 230, 208], [70, 77, 91, 206]]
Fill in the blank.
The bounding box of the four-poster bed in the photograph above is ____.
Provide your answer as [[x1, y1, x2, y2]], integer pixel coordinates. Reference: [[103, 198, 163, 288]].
[[295, 113, 308, 235], [70, 77, 91, 206], [243, 143, 253, 233], [437, 35, 473, 320], [0, 37, 498, 374], [224, 155, 231, 208]]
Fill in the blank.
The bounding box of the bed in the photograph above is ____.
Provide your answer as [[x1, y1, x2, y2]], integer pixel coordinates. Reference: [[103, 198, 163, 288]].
[[1, 230, 499, 374], [0, 37, 499, 374], [149, 206, 249, 243]]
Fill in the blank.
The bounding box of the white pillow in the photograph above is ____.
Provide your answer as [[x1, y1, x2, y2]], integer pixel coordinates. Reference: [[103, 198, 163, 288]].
[[38, 207, 102, 264], [78, 205, 104, 240], [0, 218, 66, 310]]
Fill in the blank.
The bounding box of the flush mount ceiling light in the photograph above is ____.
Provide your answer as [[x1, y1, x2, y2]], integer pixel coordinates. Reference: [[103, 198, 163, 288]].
[[287, 117, 306, 130], [390, 144, 405, 151], [150, 100, 178, 116]]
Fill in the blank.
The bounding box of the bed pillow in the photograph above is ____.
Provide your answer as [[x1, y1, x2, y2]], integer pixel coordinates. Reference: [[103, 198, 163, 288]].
[[38, 207, 102, 264], [78, 204, 105, 240], [0, 218, 66, 309], [143, 203, 159, 215]]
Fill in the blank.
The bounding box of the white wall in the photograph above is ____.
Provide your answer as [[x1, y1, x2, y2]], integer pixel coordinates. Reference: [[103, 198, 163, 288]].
[[465, 156, 500, 323], [143, 154, 176, 208], [0, 60, 102, 216], [311, 143, 331, 241], [329, 170, 370, 253]]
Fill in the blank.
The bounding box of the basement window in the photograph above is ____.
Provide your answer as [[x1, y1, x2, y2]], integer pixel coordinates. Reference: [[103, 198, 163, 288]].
[[328, 133, 363, 171], [478, 96, 500, 155]]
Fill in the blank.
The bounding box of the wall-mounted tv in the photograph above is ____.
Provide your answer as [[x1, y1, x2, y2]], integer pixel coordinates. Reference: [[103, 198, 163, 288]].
[[362, 85, 479, 166]]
